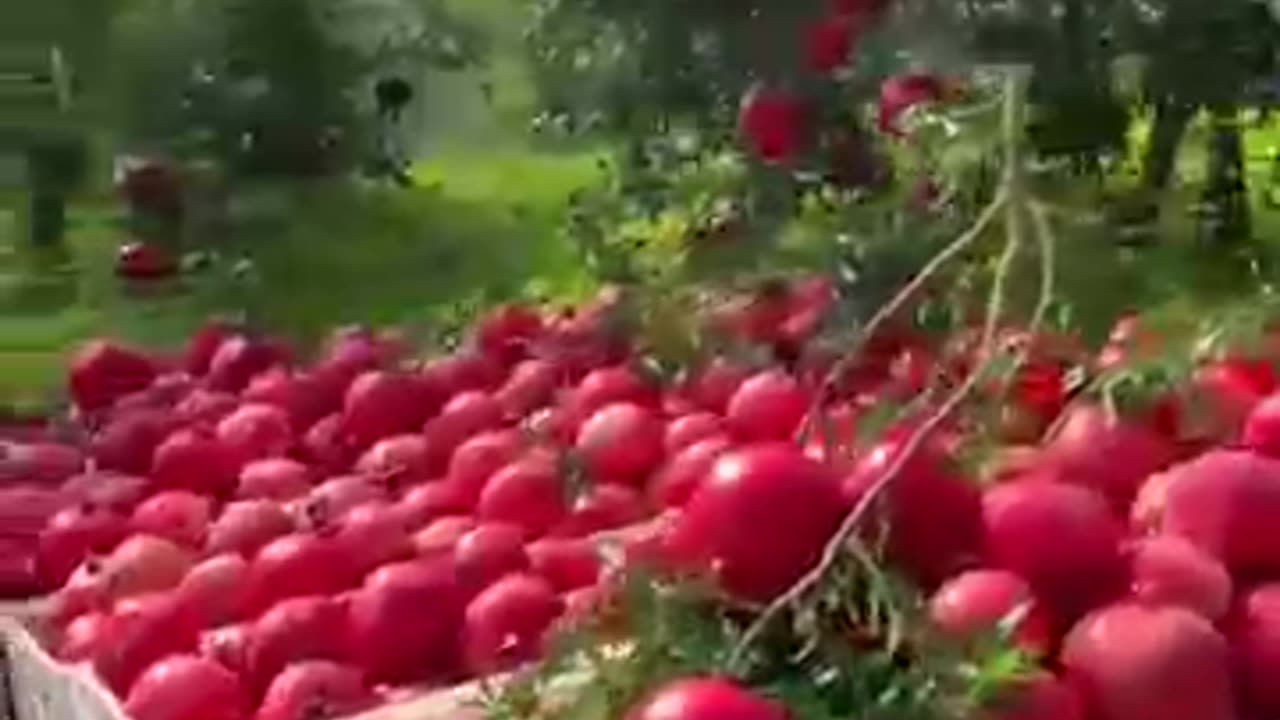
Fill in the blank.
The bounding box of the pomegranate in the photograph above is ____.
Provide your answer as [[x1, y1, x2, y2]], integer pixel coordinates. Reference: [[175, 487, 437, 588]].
[[175, 553, 252, 626], [151, 429, 240, 497], [216, 403, 293, 463], [255, 661, 373, 720], [462, 572, 564, 674], [574, 403, 666, 485], [69, 340, 157, 413], [454, 522, 531, 595], [725, 370, 809, 442], [624, 677, 789, 720], [667, 444, 845, 602], [237, 458, 313, 502], [346, 559, 465, 683], [245, 595, 347, 694], [37, 505, 128, 588], [206, 500, 295, 557], [123, 654, 246, 720], [131, 490, 213, 548], [738, 84, 809, 163]]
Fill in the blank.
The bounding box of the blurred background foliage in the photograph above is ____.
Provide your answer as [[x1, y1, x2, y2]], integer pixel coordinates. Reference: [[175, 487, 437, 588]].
[[3, 0, 1280, 408]]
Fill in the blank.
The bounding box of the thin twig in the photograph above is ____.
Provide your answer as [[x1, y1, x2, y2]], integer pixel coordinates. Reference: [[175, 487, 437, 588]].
[[808, 190, 1008, 412], [728, 69, 1036, 674]]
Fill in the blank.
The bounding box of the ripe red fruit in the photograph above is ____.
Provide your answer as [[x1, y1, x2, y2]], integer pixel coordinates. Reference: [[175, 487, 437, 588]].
[[831, 0, 892, 19], [422, 390, 504, 471], [1141, 449, 1280, 577], [99, 535, 196, 601], [152, 429, 240, 497], [1061, 603, 1235, 720], [198, 623, 252, 676], [245, 533, 355, 613], [58, 610, 113, 661], [1124, 536, 1231, 621], [299, 413, 355, 472], [334, 502, 415, 576], [928, 569, 1053, 656], [354, 434, 433, 486], [176, 553, 251, 627], [255, 661, 373, 720], [1230, 584, 1280, 718], [841, 430, 983, 587], [878, 73, 945, 136], [681, 358, 750, 415], [455, 523, 531, 595], [37, 505, 128, 588], [206, 500, 295, 557], [651, 437, 733, 509], [304, 475, 389, 523], [91, 592, 202, 694], [805, 14, 854, 73], [398, 481, 469, 528], [69, 340, 157, 413], [564, 366, 661, 433], [624, 677, 789, 720], [173, 389, 240, 428], [555, 484, 645, 538], [664, 412, 725, 455], [445, 429, 525, 504], [242, 368, 341, 432], [738, 84, 809, 163], [726, 370, 809, 442], [116, 240, 178, 280], [183, 320, 235, 376], [237, 458, 312, 502], [60, 471, 152, 513], [1040, 404, 1176, 510], [316, 325, 402, 380], [131, 491, 213, 548], [1193, 356, 1276, 439], [527, 537, 601, 592], [342, 371, 433, 449], [477, 453, 568, 538], [216, 404, 293, 464], [668, 444, 845, 602], [981, 675, 1085, 720], [0, 485, 64, 548], [463, 573, 564, 674], [124, 655, 246, 720], [1244, 391, 1280, 457], [346, 560, 465, 683], [475, 303, 545, 364], [983, 481, 1124, 620], [3, 441, 85, 485], [575, 403, 665, 485], [413, 515, 478, 559], [419, 350, 506, 396], [92, 410, 171, 475], [496, 359, 560, 418], [206, 335, 289, 393], [245, 595, 347, 694]]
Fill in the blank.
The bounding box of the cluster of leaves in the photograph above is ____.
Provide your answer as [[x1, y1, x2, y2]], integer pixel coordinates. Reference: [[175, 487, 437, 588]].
[[484, 551, 1035, 720], [106, 0, 485, 179]]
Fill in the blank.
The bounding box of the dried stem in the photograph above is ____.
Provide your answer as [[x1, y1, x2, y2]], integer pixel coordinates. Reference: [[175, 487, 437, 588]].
[[727, 68, 1037, 674]]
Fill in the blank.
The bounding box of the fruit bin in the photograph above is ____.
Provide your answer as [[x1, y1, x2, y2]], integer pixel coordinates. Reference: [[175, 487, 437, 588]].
[[1, 606, 604, 720]]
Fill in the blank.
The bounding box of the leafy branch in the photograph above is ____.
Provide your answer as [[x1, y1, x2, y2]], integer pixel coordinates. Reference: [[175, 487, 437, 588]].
[[729, 66, 1053, 674]]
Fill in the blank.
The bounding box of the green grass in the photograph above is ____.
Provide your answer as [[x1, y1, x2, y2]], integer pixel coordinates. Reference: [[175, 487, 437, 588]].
[[0, 145, 607, 407]]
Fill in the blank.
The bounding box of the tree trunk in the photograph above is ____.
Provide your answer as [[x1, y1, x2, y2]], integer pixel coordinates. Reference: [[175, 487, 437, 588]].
[[1202, 104, 1251, 244], [1141, 98, 1194, 195]]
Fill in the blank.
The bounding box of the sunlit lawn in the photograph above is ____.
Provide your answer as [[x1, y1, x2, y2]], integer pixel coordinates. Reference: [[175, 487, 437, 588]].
[[0, 145, 607, 408]]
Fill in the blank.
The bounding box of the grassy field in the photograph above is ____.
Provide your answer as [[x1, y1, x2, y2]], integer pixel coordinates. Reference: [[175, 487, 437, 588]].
[[0, 145, 607, 408]]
